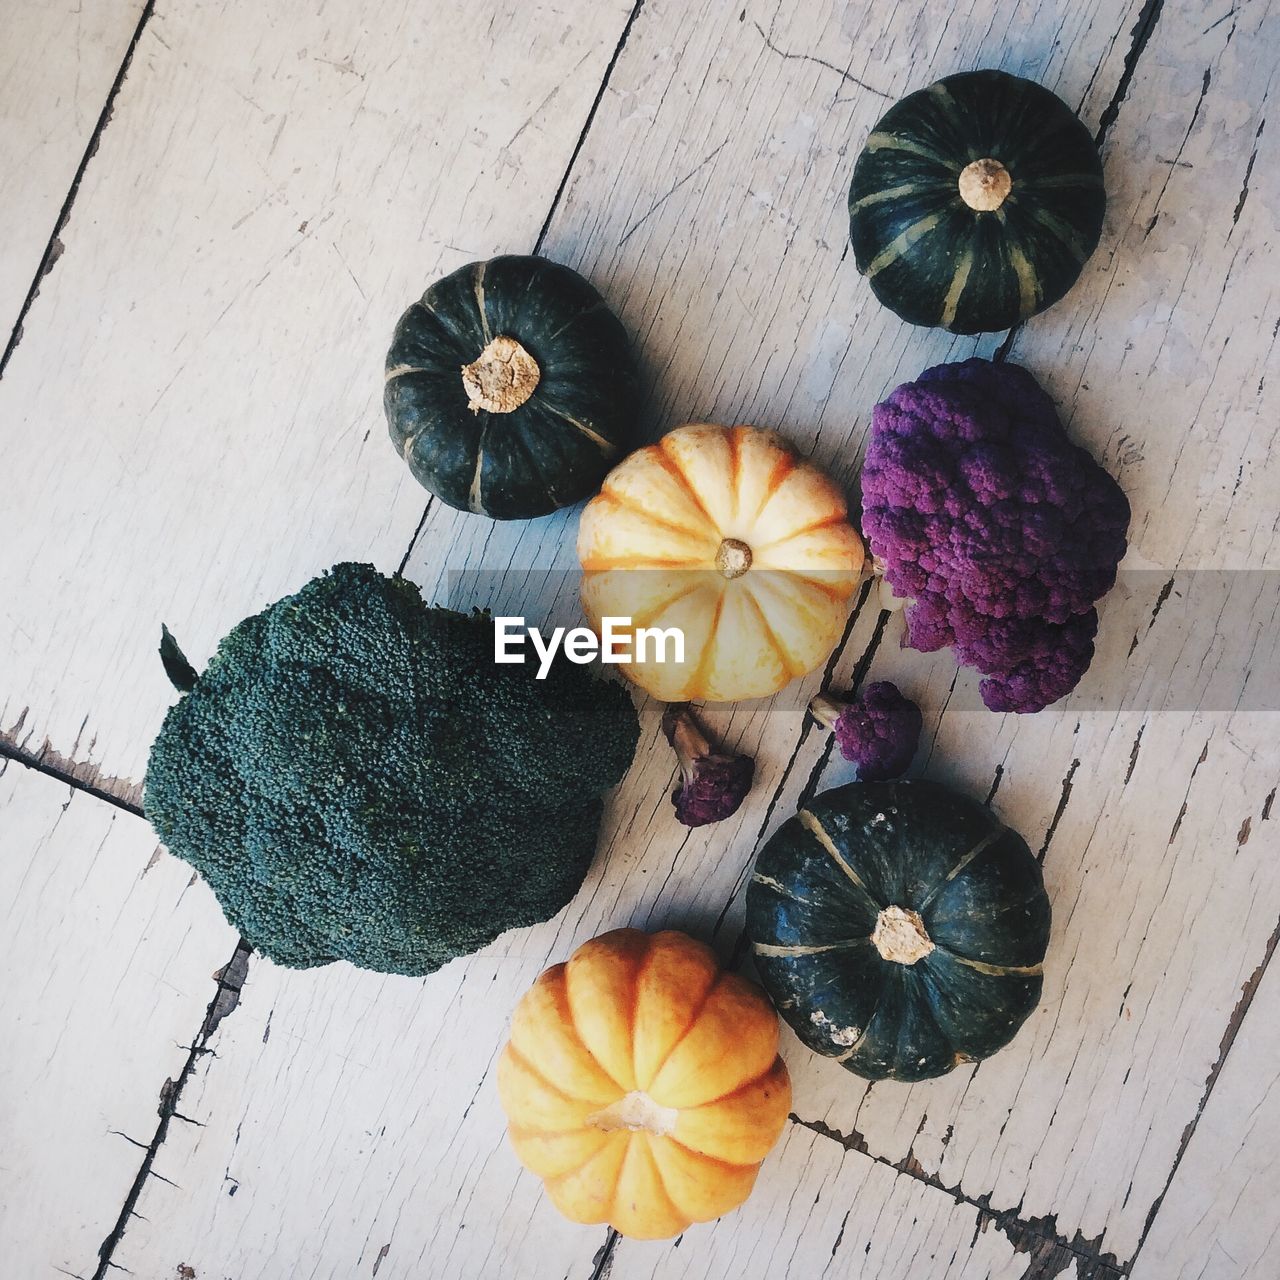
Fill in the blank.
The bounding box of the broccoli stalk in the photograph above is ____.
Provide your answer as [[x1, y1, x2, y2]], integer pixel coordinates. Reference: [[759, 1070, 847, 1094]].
[[810, 682, 922, 781], [661, 703, 754, 828]]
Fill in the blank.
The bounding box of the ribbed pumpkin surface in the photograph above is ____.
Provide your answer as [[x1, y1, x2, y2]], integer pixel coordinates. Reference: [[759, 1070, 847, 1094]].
[[747, 781, 1051, 1082], [497, 929, 791, 1239], [385, 255, 637, 519], [849, 69, 1105, 333], [578, 424, 864, 702]]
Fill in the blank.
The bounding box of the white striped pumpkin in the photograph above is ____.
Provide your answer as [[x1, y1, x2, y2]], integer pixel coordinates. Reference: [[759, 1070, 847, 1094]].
[[577, 423, 864, 702]]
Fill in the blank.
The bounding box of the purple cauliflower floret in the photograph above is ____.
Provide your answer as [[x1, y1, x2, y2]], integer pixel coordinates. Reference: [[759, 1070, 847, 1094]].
[[861, 359, 1130, 713], [811, 682, 922, 780], [661, 703, 755, 827]]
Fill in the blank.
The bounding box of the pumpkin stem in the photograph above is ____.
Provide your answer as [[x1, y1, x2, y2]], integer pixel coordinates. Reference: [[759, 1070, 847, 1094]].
[[461, 335, 541, 414], [958, 158, 1012, 212], [715, 538, 753, 579], [584, 1091, 679, 1137], [872, 905, 934, 965]]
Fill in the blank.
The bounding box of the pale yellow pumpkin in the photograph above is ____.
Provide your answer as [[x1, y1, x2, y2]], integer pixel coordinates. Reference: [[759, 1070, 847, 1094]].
[[496, 929, 791, 1240], [577, 424, 864, 701]]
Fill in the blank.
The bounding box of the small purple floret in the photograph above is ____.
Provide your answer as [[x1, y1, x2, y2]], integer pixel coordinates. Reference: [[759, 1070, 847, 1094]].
[[662, 704, 755, 828], [811, 682, 922, 781], [861, 359, 1130, 713]]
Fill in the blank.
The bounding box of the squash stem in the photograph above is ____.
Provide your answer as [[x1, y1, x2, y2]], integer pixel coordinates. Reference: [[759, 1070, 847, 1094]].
[[715, 538, 752, 579], [871, 905, 934, 965], [958, 158, 1012, 212], [461, 335, 540, 414]]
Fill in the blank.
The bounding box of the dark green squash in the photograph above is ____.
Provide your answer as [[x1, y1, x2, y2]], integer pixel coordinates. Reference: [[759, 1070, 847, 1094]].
[[385, 255, 638, 519], [848, 70, 1105, 334], [745, 780, 1050, 1082]]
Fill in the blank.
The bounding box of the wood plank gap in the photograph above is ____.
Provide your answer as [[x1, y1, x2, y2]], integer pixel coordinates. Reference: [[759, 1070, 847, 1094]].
[[90, 938, 253, 1280], [395, 0, 645, 576], [1126, 906, 1280, 1271], [1093, 0, 1165, 147], [0, 736, 142, 817], [1, 722, 260, 1279], [587, 1227, 620, 1280], [531, 0, 647, 256], [0, 0, 156, 377], [396, 496, 436, 579], [997, 0, 1165, 372], [789, 1114, 1125, 1276]]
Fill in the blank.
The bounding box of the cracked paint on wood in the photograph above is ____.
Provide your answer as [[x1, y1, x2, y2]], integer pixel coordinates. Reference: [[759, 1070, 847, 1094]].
[[0, 760, 236, 1278], [1132, 935, 1280, 1279], [1, 0, 1278, 1277], [0, 0, 639, 792], [767, 0, 1280, 1263], [0, 0, 147, 343]]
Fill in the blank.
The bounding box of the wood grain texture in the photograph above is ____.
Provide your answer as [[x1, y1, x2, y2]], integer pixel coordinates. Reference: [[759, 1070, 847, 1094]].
[[111, 949, 611, 1279], [0, 0, 636, 792], [6, 0, 1279, 1276], [1132, 943, 1280, 1280], [103, 2, 1209, 1277], [744, 0, 1280, 1266], [0, 758, 236, 1277], [610, 1121, 1054, 1280], [0, 0, 145, 342]]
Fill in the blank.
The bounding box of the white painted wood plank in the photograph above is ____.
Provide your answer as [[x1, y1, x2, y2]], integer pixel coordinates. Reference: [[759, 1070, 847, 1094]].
[[402, 0, 1280, 1266], [107, 3, 1166, 1277], [109, 889, 1111, 1280], [611, 1122, 1041, 1280], [0, 758, 237, 1277], [111, 950, 611, 1279], [399, 0, 1151, 604], [0, 0, 144, 340], [743, 0, 1280, 1265], [1131, 946, 1280, 1280], [0, 0, 636, 794]]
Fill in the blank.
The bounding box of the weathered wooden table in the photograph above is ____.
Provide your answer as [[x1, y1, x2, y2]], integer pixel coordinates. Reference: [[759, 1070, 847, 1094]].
[[2, 1, 1277, 1276]]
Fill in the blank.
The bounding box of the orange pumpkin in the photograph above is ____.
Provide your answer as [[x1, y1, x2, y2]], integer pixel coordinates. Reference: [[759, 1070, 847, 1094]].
[[577, 424, 864, 701], [497, 929, 791, 1239]]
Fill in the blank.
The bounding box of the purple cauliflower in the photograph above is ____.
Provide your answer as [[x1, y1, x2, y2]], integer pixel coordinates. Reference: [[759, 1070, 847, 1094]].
[[661, 703, 755, 827], [811, 682, 922, 780], [861, 359, 1130, 713]]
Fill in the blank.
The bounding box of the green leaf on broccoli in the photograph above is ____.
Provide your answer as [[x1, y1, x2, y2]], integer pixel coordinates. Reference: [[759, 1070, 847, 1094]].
[[159, 624, 199, 693]]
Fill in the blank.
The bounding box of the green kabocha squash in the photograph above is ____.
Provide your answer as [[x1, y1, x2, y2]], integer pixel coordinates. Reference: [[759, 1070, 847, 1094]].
[[848, 70, 1105, 333], [746, 780, 1050, 1082], [385, 255, 638, 519]]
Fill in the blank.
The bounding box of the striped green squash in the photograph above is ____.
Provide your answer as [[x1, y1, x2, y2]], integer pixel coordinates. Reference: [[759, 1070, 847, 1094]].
[[746, 780, 1051, 1082], [848, 70, 1105, 334], [385, 255, 638, 520]]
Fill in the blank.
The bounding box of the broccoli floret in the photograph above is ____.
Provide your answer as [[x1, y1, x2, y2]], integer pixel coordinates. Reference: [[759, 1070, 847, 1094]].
[[862, 359, 1130, 713], [144, 563, 640, 976], [810, 682, 922, 781]]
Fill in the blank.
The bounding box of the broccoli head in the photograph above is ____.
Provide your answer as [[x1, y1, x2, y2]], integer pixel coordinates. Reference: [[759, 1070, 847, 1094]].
[[144, 563, 640, 976], [810, 682, 922, 780], [861, 359, 1130, 713]]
